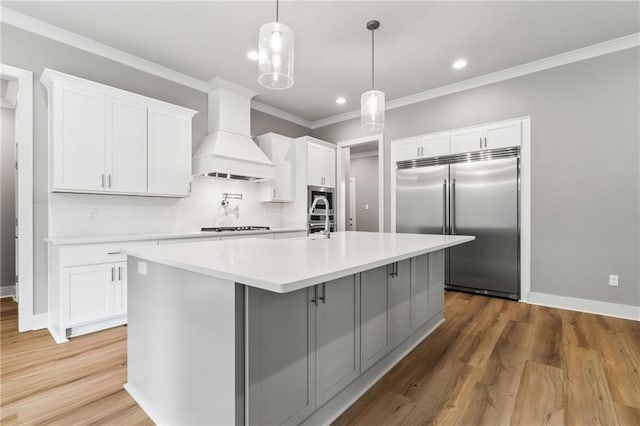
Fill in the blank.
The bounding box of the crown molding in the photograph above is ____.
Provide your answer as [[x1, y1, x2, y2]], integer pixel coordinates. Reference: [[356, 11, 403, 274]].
[[310, 32, 640, 129], [208, 77, 258, 99], [0, 6, 210, 92], [251, 100, 312, 128]]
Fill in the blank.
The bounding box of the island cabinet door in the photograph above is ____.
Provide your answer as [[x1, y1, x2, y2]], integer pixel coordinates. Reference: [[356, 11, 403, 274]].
[[428, 251, 445, 316], [388, 259, 412, 347], [315, 275, 360, 407], [360, 266, 391, 372], [410, 254, 430, 329], [247, 287, 316, 426]]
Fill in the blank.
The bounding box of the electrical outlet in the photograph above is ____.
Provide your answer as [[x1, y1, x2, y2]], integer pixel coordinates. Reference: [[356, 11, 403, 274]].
[[608, 274, 619, 287], [138, 262, 148, 276], [88, 208, 98, 220], [365, 204, 369, 210]]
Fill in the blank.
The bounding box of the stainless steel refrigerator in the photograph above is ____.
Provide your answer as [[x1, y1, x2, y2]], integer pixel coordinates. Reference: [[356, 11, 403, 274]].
[[396, 147, 520, 299]]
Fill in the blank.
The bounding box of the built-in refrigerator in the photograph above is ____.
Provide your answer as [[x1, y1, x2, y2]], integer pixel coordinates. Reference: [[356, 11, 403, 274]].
[[396, 147, 520, 299]]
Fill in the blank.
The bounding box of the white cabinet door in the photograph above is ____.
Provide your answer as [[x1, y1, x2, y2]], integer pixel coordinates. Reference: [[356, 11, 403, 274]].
[[485, 120, 522, 149], [396, 137, 422, 162], [450, 126, 484, 154], [113, 262, 127, 316], [106, 98, 147, 193], [360, 265, 390, 372], [315, 275, 359, 406], [323, 148, 336, 188], [52, 85, 106, 191], [247, 287, 316, 426], [61, 263, 114, 327], [260, 135, 295, 202], [421, 132, 450, 158], [307, 143, 325, 187], [147, 108, 192, 196]]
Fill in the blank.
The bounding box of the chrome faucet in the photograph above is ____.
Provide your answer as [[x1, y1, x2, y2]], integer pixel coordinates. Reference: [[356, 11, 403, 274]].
[[309, 196, 331, 239]]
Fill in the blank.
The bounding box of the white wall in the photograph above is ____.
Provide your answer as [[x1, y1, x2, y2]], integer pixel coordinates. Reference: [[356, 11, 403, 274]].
[[49, 177, 284, 237], [1, 106, 16, 289]]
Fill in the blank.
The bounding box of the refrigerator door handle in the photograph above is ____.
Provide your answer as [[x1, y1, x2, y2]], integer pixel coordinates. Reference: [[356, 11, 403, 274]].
[[451, 178, 456, 235], [442, 179, 447, 235]]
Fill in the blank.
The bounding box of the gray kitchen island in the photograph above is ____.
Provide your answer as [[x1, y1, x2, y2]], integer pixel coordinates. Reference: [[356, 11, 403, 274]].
[[122, 232, 474, 425]]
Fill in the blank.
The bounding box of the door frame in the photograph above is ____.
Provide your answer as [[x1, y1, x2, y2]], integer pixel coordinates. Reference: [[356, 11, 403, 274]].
[[389, 117, 531, 302], [1, 64, 34, 331], [336, 134, 384, 232], [348, 177, 356, 231]]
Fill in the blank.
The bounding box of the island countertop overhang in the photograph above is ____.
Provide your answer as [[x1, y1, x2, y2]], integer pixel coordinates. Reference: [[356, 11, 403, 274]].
[[122, 231, 474, 293]]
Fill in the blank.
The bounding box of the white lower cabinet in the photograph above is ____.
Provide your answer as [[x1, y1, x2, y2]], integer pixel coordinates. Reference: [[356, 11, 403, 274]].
[[248, 252, 445, 425], [61, 263, 115, 326]]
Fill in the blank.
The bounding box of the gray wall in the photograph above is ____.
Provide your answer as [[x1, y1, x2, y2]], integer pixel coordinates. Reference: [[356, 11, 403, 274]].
[[251, 109, 310, 139], [0, 24, 311, 314], [1, 106, 16, 289], [349, 155, 379, 232], [312, 48, 640, 307]]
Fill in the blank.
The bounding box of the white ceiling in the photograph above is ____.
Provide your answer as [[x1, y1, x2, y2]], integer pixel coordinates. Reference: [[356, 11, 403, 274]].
[[4, 1, 639, 122]]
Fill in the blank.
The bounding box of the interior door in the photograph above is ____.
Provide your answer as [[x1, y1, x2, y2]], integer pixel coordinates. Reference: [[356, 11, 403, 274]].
[[448, 157, 519, 297], [396, 165, 449, 234]]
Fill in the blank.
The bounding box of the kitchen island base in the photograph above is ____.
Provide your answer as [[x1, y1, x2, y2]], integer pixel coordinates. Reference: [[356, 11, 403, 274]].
[[125, 250, 447, 425]]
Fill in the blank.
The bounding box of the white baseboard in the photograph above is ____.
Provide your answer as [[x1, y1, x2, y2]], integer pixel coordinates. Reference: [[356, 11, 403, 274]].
[[527, 291, 640, 321], [0, 285, 15, 298], [124, 383, 167, 425], [32, 313, 48, 330]]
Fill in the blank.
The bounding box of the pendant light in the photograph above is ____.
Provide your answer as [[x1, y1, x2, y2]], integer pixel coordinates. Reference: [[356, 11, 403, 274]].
[[258, 0, 294, 89], [361, 20, 385, 131]]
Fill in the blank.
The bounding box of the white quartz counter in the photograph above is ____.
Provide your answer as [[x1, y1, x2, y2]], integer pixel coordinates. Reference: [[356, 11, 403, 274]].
[[43, 227, 306, 245], [123, 231, 474, 293]]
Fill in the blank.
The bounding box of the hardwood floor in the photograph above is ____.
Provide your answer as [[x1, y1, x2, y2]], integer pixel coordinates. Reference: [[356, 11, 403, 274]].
[[1, 292, 638, 425]]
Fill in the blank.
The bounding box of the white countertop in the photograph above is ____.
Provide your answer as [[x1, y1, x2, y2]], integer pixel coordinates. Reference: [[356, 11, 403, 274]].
[[43, 227, 307, 245], [123, 232, 475, 293]]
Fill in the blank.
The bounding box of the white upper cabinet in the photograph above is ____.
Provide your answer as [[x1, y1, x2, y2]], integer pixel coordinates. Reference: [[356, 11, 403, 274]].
[[451, 120, 522, 154], [421, 132, 450, 158], [306, 141, 336, 188], [258, 133, 294, 202], [147, 108, 192, 196], [450, 126, 484, 154], [41, 69, 196, 197], [106, 97, 147, 193], [484, 120, 522, 150], [52, 85, 106, 191], [395, 136, 421, 162]]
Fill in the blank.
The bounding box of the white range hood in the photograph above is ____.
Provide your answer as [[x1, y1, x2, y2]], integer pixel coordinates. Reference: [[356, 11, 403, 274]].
[[193, 78, 275, 180]]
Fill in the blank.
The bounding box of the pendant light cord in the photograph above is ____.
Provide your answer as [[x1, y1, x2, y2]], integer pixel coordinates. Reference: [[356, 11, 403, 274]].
[[371, 29, 375, 89], [276, 0, 279, 22]]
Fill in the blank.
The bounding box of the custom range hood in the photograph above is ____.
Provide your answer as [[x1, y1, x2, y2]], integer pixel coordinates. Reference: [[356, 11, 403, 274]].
[[193, 78, 275, 180]]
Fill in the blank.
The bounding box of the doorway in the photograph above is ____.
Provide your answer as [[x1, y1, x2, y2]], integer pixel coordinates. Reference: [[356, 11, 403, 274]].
[[336, 135, 384, 232], [0, 64, 34, 332]]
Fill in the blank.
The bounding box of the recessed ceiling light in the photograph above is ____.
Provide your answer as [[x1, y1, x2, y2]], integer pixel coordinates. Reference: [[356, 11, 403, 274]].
[[452, 59, 467, 69], [247, 50, 260, 61], [336, 97, 346, 105]]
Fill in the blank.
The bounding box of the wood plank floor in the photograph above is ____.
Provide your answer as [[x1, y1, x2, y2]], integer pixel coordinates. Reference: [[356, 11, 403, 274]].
[[1, 292, 639, 425]]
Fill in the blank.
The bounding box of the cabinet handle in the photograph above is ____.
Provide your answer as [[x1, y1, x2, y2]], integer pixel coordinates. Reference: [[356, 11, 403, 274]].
[[484, 137, 488, 148], [107, 251, 121, 255], [189, 182, 192, 193], [101, 173, 105, 188], [311, 285, 318, 306], [389, 262, 398, 277], [479, 137, 482, 149], [417, 147, 420, 157], [108, 174, 112, 188], [111, 267, 115, 282], [319, 283, 326, 304], [273, 188, 276, 198], [118, 266, 122, 281], [421, 147, 424, 156]]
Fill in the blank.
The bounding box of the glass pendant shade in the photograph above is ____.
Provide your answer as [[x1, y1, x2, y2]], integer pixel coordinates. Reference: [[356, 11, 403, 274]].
[[258, 22, 294, 89], [361, 89, 385, 131]]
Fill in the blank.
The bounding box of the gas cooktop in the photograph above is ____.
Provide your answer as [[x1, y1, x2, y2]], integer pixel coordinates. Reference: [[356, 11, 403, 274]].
[[201, 226, 271, 232]]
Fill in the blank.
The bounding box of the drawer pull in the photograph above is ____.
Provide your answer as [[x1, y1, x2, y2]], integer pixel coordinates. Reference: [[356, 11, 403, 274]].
[[107, 251, 121, 255]]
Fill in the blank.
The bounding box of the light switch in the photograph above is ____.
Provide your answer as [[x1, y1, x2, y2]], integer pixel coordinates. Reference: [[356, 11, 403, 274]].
[[138, 261, 148, 275], [608, 274, 619, 286], [365, 204, 369, 210]]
